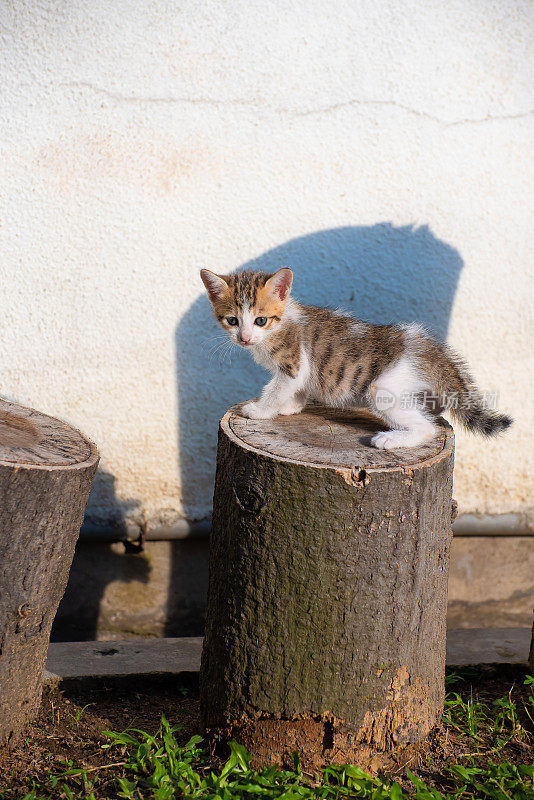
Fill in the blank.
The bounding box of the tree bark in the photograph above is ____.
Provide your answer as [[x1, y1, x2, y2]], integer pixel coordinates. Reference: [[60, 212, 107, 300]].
[[0, 399, 99, 746], [200, 404, 455, 769], [529, 617, 534, 675]]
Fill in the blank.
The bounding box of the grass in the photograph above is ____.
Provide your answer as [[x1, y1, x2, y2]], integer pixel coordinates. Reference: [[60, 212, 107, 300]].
[[443, 670, 533, 756], [8, 670, 534, 800], [67, 704, 96, 730]]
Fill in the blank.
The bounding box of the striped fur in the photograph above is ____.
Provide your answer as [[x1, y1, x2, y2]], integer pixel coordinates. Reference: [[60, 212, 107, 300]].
[[201, 268, 513, 448]]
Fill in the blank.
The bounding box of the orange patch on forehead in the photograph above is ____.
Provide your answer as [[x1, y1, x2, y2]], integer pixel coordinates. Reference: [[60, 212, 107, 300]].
[[254, 284, 287, 318]]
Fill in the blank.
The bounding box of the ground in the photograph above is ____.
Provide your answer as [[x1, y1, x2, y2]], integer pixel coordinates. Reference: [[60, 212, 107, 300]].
[[0, 666, 532, 799]]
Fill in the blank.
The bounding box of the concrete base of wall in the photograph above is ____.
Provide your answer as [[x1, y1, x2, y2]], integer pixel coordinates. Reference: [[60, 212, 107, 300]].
[[50, 535, 534, 642], [448, 536, 534, 629], [51, 538, 209, 641]]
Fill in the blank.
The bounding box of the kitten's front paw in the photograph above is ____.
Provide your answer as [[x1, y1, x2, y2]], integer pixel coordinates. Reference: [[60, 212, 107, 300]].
[[240, 402, 276, 420], [278, 399, 305, 416]]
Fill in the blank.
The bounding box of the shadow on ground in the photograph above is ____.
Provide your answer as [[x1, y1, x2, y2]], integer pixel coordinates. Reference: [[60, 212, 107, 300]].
[[51, 470, 151, 641]]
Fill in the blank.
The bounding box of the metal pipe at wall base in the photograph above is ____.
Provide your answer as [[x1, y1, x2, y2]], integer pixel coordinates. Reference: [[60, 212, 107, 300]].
[[452, 513, 533, 537], [78, 512, 533, 544], [79, 517, 212, 543]]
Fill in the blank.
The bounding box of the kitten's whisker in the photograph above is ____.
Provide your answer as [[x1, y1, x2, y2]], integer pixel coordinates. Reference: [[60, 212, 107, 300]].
[[203, 334, 228, 343], [217, 341, 236, 366], [208, 348, 226, 365], [207, 339, 230, 356], [208, 339, 236, 365]]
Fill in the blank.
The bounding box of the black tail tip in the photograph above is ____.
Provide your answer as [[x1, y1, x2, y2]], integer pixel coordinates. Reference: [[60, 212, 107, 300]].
[[499, 414, 513, 431], [482, 413, 513, 436], [464, 407, 514, 436]]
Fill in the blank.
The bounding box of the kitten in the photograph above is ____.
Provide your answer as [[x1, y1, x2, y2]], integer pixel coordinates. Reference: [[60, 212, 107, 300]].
[[200, 267, 512, 449]]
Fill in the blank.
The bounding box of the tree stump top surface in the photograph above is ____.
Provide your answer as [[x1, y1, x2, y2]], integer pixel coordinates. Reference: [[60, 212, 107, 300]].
[[226, 404, 453, 473], [0, 399, 97, 468]]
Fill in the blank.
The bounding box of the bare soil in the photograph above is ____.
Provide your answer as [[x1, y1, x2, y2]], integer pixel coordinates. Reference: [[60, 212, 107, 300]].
[[0, 666, 532, 799]]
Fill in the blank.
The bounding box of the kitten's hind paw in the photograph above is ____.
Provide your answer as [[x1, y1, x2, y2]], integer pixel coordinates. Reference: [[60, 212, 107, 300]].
[[371, 431, 405, 449], [371, 429, 436, 449], [240, 402, 276, 420]]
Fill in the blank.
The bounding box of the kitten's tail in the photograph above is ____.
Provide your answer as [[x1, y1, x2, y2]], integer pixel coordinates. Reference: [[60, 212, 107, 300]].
[[429, 341, 513, 436]]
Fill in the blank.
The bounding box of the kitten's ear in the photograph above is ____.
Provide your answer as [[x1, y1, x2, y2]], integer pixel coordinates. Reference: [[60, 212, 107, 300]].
[[264, 267, 293, 301], [200, 269, 229, 301]]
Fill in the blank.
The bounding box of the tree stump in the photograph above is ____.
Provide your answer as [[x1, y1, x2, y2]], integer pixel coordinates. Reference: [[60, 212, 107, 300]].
[[0, 399, 98, 746], [200, 404, 455, 769], [529, 615, 534, 674]]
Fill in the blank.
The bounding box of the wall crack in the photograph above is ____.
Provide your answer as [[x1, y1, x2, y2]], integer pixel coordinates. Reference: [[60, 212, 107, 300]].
[[56, 81, 534, 127]]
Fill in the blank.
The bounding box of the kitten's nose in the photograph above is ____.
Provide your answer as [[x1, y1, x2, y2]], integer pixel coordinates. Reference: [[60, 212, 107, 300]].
[[239, 332, 252, 344]]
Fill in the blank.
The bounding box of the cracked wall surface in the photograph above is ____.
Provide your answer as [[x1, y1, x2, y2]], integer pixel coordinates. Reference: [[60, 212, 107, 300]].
[[0, 0, 532, 529]]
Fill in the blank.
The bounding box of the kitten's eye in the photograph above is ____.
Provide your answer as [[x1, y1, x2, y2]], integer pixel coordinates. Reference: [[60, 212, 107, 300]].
[[225, 316, 239, 326], [254, 317, 268, 327]]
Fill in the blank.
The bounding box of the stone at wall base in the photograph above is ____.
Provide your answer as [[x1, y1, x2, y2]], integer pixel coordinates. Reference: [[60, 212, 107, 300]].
[[45, 628, 530, 683]]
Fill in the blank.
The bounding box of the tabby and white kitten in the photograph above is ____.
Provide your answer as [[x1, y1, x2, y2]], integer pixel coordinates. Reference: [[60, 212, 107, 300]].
[[200, 267, 512, 449]]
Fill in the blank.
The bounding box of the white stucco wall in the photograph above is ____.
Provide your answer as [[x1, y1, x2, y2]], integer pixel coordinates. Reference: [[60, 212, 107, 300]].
[[1, 0, 532, 530]]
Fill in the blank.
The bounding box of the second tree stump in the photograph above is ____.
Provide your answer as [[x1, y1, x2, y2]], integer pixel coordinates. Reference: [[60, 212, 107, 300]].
[[0, 399, 98, 746], [200, 404, 455, 769]]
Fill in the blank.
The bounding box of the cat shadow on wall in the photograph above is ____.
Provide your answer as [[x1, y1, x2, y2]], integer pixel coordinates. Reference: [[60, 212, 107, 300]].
[[174, 223, 464, 523]]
